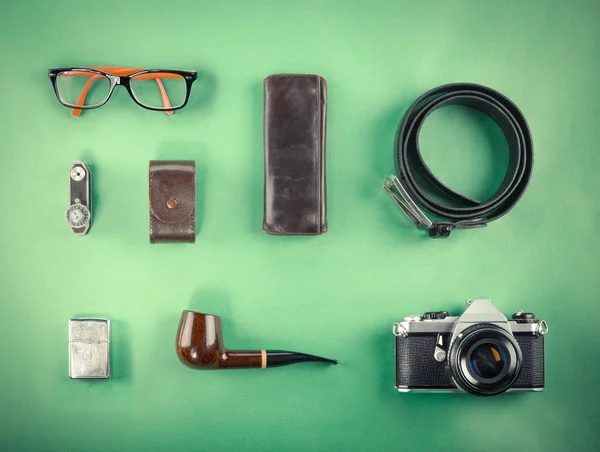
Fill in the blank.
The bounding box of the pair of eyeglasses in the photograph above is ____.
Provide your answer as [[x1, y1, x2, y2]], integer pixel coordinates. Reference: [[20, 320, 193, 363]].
[[48, 66, 198, 116]]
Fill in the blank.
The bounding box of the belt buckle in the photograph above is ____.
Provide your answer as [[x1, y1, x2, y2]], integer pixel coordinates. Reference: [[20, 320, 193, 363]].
[[384, 175, 432, 230], [383, 175, 452, 238]]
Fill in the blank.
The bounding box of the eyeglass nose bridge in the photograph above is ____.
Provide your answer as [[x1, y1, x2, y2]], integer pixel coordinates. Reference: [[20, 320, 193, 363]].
[[107, 75, 121, 85]]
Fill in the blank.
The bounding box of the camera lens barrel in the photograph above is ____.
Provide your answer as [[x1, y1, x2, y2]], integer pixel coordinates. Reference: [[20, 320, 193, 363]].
[[449, 323, 522, 396]]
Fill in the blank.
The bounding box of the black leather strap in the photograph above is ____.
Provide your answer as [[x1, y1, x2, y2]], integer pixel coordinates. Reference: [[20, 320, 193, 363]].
[[387, 83, 533, 238]]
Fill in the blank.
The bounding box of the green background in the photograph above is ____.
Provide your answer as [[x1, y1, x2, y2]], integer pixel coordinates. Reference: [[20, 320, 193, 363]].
[[1, 0, 598, 450]]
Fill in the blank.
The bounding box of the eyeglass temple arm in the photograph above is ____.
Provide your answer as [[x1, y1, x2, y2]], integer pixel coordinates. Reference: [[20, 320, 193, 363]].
[[70, 67, 174, 117]]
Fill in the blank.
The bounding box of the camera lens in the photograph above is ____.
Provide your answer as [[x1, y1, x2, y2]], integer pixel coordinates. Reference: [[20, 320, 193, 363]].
[[468, 342, 507, 380], [449, 324, 522, 396]]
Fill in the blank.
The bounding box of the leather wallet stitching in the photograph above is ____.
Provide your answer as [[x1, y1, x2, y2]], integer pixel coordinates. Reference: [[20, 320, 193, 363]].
[[315, 77, 321, 234], [149, 169, 155, 240]]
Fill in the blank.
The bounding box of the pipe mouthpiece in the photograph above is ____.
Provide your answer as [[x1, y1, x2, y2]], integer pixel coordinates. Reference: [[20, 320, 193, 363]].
[[266, 351, 338, 368]]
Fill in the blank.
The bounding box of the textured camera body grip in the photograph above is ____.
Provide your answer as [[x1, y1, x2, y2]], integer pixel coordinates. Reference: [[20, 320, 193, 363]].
[[513, 334, 545, 388], [395, 334, 454, 389], [395, 333, 544, 390]]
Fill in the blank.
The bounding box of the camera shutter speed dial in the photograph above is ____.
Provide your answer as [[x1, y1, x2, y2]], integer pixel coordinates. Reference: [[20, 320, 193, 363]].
[[423, 311, 449, 320], [66, 203, 90, 229], [512, 310, 536, 323]]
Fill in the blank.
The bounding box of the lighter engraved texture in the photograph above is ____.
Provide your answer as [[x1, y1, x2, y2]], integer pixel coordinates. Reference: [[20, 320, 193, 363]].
[[69, 320, 108, 343], [69, 319, 110, 378], [70, 343, 109, 377]]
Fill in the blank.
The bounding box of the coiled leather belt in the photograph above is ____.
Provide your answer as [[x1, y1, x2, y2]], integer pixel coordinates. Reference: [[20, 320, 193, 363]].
[[384, 83, 533, 238]]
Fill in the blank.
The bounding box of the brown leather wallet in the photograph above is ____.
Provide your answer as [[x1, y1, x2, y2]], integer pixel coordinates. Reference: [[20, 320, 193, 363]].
[[263, 74, 327, 235], [149, 160, 196, 243]]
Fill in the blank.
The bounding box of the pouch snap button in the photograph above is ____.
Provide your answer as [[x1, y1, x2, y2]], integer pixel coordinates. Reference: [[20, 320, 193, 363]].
[[167, 199, 178, 209]]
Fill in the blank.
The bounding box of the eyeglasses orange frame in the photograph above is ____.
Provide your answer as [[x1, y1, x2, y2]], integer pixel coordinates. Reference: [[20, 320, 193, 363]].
[[48, 66, 198, 116]]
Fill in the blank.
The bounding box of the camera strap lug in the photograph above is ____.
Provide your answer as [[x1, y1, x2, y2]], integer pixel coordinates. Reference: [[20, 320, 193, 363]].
[[535, 320, 549, 337], [393, 322, 408, 338]]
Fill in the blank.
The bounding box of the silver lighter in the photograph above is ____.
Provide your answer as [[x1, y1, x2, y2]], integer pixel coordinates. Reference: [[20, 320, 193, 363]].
[[68, 318, 111, 379]]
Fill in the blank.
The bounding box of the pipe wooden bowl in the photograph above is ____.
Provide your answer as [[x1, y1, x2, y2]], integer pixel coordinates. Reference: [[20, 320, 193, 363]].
[[176, 310, 337, 370]]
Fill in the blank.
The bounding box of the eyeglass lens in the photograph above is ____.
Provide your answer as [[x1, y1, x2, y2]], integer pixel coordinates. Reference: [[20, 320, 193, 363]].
[[129, 73, 187, 109], [56, 71, 111, 107]]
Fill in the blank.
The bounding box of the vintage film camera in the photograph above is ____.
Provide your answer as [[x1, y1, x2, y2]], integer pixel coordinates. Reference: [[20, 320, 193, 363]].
[[393, 299, 548, 396]]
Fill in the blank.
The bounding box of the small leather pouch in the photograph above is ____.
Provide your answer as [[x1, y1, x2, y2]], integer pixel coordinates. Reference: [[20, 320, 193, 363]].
[[149, 160, 196, 243], [263, 74, 327, 235]]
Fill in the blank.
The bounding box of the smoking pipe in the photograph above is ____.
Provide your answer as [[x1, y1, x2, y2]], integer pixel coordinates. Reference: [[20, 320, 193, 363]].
[[176, 310, 338, 370]]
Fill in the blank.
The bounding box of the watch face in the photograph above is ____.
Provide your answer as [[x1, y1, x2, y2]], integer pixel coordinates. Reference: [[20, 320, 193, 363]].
[[66, 204, 90, 229]]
